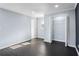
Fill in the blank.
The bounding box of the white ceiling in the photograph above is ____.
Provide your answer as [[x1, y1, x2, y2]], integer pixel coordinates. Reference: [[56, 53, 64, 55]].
[[0, 3, 76, 17]]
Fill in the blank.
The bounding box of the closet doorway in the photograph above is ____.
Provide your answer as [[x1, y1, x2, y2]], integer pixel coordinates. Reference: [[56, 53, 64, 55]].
[[51, 16, 69, 47]]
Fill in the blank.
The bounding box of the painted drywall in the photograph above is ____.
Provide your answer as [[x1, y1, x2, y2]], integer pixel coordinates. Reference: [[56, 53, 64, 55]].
[[37, 17, 45, 39], [53, 16, 66, 42], [0, 8, 31, 49], [31, 17, 38, 38], [75, 3, 79, 51], [31, 17, 45, 39], [44, 16, 52, 43], [44, 9, 76, 47]]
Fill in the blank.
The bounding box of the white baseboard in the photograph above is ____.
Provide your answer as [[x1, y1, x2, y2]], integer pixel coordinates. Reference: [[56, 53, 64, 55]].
[[68, 44, 79, 56], [0, 38, 31, 50], [52, 39, 65, 43], [68, 44, 76, 48], [44, 39, 52, 43], [74, 46, 79, 56]]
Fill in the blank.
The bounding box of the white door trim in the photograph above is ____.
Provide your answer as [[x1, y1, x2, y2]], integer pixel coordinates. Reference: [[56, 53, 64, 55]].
[[65, 16, 68, 47], [65, 16, 69, 47], [52, 16, 69, 47]]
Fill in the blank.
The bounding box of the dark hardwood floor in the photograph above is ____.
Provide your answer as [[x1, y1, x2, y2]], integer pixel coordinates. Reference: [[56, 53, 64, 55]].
[[0, 38, 77, 56]]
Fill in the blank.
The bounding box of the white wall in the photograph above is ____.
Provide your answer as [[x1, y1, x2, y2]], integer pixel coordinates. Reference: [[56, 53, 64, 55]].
[[0, 8, 31, 49], [31, 17, 45, 39], [53, 16, 66, 42], [44, 16, 52, 43], [31, 17, 38, 38], [44, 9, 76, 47], [37, 17, 44, 39]]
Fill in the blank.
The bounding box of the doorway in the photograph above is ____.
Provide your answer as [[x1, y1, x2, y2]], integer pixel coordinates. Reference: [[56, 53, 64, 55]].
[[37, 17, 44, 39], [31, 17, 45, 40], [51, 16, 69, 47]]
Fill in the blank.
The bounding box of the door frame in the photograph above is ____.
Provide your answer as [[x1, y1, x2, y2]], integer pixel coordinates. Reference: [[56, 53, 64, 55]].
[[51, 16, 69, 47], [65, 16, 69, 47]]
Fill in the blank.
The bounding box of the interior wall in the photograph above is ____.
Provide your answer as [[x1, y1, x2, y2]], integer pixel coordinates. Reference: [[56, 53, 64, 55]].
[[31, 17, 45, 39], [53, 16, 66, 42], [31, 17, 38, 38], [44, 9, 76, 47], [0, 8, 31, 49], [44, 16, 52, 43], [37, 17, 44, 39]]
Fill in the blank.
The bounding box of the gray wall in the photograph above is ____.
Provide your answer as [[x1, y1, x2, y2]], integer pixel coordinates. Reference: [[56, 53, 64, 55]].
[[0, 8, 31, 49], [75, 3, 79, 51], [44, 9, 76, 47]]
